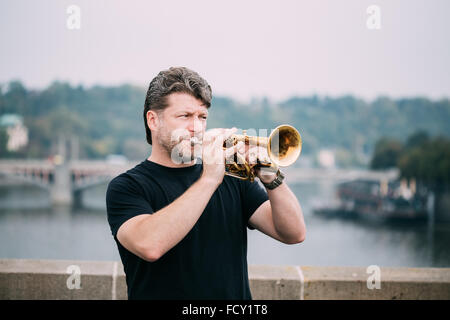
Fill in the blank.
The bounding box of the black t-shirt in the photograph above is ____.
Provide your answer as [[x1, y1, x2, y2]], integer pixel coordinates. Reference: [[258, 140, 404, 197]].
[[106, 159, 269, 300]]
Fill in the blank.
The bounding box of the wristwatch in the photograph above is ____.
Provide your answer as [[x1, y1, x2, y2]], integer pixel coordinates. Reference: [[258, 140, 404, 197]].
[[262, 169, 285, 190]]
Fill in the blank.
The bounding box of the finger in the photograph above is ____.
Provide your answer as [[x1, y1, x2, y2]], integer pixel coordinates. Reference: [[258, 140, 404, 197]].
[[245, 146, 260, 164], [213, 133, 226, 163], [213, 131, 225, 148], [256, 146, 270, 163], [224, 127, 237, 140], [248, 151, 258, 164], [203, 128, 224, 142], [222, 127, 237, 148], [202, 135, 223, 165], [224, 143, 240, 160], [204, 127, 236, 144], [229, 142, 246, 166], [236, 141, 245, 154]]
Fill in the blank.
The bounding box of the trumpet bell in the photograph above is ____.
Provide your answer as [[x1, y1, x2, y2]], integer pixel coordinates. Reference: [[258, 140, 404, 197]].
[[268, 124, 302, 167]]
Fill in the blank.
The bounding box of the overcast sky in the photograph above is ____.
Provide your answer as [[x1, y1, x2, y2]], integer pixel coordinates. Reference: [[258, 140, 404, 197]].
[[1, 0, 449, 102]]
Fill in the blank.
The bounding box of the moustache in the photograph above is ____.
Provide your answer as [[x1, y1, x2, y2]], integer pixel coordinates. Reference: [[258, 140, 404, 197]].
[[172, 135, 203, 146]]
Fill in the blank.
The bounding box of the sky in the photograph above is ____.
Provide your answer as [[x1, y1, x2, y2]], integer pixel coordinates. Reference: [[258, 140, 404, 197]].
[[1, 0, 449, 102]]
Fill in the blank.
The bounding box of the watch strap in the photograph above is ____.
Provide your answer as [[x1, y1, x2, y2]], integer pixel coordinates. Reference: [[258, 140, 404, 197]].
[[262, 169, 285, 190]]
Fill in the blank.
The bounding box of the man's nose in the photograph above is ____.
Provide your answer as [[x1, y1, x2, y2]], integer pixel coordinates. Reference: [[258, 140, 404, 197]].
[[188, 118, 204, 134]]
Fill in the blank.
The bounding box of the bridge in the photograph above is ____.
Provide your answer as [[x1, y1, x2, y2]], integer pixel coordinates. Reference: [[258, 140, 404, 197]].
[[0, 159, 398, 207], [0, 134, 139, 207], [0, 131, 400, 206], [283, 166, 399, 184], [0, 158, 137, 206]]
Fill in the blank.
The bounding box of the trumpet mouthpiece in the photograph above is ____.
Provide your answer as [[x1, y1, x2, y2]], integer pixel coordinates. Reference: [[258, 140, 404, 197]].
[[190, 137, 201, 146]]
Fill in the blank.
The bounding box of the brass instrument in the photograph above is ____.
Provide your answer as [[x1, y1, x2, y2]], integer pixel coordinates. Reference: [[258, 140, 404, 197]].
[[191, 125, 302, 182]]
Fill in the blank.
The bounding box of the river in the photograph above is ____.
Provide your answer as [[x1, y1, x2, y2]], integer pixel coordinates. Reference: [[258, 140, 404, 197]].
[[1, 180, 449, 268]]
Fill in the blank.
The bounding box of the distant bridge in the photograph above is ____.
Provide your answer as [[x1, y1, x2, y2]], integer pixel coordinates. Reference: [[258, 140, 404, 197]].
[[283, 167, 399, 184], [0, 159, 138, 206], [0, 158, 399, 206]]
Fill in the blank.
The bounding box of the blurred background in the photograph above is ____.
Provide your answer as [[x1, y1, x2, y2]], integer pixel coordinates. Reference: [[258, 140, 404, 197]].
[[0, 0, 449, 268]]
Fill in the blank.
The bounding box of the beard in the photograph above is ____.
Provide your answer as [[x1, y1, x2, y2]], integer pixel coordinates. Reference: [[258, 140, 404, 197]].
[[172, 140, 195, 164], [157, 125, 201, 164]]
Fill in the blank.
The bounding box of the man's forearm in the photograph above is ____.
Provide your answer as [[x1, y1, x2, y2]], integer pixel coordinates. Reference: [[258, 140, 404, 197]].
[[267, 182, 306, 243], [135, 176, 219, 260]]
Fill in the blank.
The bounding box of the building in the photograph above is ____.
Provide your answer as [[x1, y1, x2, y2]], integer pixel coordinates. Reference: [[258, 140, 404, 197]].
[[0, 114, 29, 151]]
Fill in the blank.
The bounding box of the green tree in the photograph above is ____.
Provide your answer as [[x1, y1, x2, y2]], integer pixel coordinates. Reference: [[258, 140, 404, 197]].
[[370, 138, 403, 169], [0, 127, 9, 158], [405, 130, 429, 149], [398, 136, 450, 190]]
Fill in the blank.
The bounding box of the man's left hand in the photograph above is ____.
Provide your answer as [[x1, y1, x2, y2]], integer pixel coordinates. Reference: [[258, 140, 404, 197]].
[[237, 144, 278, 184]]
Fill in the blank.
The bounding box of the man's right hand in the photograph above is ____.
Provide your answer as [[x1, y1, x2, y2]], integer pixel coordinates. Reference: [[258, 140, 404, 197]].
[[200, 127, 243, 188]]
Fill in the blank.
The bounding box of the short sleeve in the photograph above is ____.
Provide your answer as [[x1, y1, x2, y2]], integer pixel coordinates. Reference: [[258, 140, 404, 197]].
[[240, 179, 269, 230], [106, 175, 154, 239]]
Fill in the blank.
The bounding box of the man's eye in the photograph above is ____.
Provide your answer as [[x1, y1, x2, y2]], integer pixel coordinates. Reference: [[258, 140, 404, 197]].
[[201, 116, 208, 120]]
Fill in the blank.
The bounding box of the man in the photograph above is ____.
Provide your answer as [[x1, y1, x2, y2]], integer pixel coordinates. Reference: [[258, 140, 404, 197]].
[[106, 66, 306, 300]]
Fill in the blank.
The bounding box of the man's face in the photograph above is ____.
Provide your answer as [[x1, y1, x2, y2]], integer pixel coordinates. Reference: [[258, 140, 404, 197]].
[[155, 92, 208, 163]]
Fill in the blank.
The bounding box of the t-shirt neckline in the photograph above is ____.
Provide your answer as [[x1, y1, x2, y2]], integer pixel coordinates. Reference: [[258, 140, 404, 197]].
[[143, 158, 201, 175]]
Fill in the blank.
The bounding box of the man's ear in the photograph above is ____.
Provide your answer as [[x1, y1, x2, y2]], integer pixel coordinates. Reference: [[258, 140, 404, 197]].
[[147, 110, 160, 131]]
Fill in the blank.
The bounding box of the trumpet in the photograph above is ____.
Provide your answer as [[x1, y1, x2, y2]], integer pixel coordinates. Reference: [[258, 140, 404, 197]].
[[190, 125, 302, 182]]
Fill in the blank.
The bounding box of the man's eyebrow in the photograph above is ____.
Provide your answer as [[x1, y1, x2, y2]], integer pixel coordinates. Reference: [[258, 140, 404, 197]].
[[175, 110, 208, 115], [175, 110, 192, 114]]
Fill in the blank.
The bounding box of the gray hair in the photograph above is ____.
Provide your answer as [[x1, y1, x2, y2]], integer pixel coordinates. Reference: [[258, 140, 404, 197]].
[[143, 67, 212, 145]]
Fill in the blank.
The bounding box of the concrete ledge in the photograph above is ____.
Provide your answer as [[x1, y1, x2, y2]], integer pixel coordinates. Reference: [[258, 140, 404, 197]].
[[248, 265, 303, 300], [0, 259, 126, 300], [300, 266, 450, 300], [1, 259, 449, 300]]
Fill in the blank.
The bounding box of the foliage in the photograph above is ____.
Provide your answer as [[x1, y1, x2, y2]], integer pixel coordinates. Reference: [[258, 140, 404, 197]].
[[370, 138, 403, 169], [1, 81, 449, 163], [398, 136, 450, 189], [371, 131, 450, 190]]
